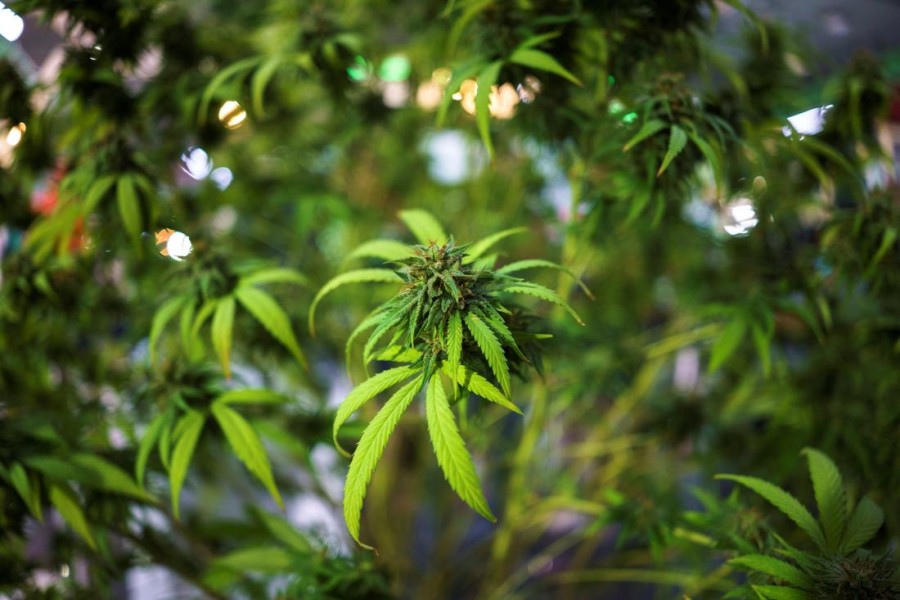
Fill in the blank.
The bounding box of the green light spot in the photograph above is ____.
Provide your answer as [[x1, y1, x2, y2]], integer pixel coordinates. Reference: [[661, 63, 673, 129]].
[[347, 55, 370, 82], [622, 111, 638, 124], [608, 99, 625, 115], [608, 74, 616, 86], [379, 55, 411, 82]]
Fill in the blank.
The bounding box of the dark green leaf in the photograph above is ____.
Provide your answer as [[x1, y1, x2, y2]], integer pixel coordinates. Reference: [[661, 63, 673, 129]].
[[508, 48, 581, 86], [841, 496, 884, 553], [657, 125, 688, 176], [49, 483, 96, 549], [801, 448, 847, 553], [729, 555, 813, 589], [169, 411, 206, 520]]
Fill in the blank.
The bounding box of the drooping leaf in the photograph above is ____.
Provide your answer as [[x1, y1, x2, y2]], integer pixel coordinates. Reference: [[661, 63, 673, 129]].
[[212, 296, 236, 378], [116, 175, 142, 241], [198, 56, 260, 122], [657, 125, 688, 176], [465, 227, 528, 262], [308, 269, 401, 335], [497, 259, 594, 299], [251, 56, 282, 117], [752, 324, 772, 377], [446, 311, 463, 397], [8, 463, 42, 521], [465, 311, 510, 397], [346, 239, 411, 263], [801, 448, 847, 552], [729, 555, 813, 590], [190, 299, 218, 341], [239, 268, 309, 288], [82, 175, 116, 214], [344, 376, 422, 548], [209, 545, 294, 573], [425, 376, 495, 521], [717, 475, 827, 551], [169, 411, 206, 520], [475, 60, 502, 159], [333, 365, 418, 456], [508, 47, 581, 86], [251, 507, 311, 553], [49, 483, 96, 549], [27, 454, 152, 502], [623, 119, 667, 152], [442, 363, 522, 415], [149, 295, 187, 366], [709, 319, 746, 373], [841, 496, 884, 553], [345, 309, 388, 372], [136, 412, 168, 487], [212, 403, 283, 508], [235, 285, 306, 368], [398, 209, 447, 245], [499, 282, 584, 325]]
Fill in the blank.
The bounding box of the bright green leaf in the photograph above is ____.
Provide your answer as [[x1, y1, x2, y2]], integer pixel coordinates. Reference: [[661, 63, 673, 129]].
[[9, 463, 42, 522], [623, 120, 667, 152], [398, 209, 447, 246], [169, 411, 206, 520], [116, 175, 142, 242], [497, 259, 593, 299], [212, 296, 236, 378], [499, 282, 584, 325], [235, 285, 306, 368], [344, 376, 422, 548], [801, 448, 847, 553], [425, 376, 495, 521], [49, 483, 96, 550], [657, 125, 688, 176], [709, 319, 746, 373], [465, 227, 527, 262], [346, 239, 411, 263], [136, 412, 168, 487], [149, 295, 187, 366], [729, 555, 813, 589], [442, 363, 522, 415], [308, 269, 401, 335], [465, 311, 510, 397], [212, 403, 283, 508], [508, 47, 581, 86], [215, 388, 286, 406], [475, 61, 502, 159], [239, 268, 309, 288]]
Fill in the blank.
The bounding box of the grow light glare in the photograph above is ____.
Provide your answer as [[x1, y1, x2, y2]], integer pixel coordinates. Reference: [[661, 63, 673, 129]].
[[5, 122, 25, 147], [218, 100, 247, 129], [0, 2, 24, 42], [783, 105, 832, 137]]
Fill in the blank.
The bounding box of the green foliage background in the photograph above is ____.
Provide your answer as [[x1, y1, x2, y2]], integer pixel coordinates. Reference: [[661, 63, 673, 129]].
[[0, 0, 898, 598]]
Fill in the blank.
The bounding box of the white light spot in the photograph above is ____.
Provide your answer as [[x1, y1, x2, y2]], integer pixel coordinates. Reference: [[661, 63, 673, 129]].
[[217, 100, 247, 129], [209, 166, 233, 190], [6, 122, 25, 147], [722, 197, 759, 237], [166, 231, 192, 261], [180, 147, 212, 180], [783, 105, 832, 137], [0, 2, 24, 42], [382, 80, 410, 108], [416, 81, 443, 111]]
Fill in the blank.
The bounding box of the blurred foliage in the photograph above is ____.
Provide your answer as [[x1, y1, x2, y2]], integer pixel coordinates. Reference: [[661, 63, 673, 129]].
[[1, 0, 898, 598]]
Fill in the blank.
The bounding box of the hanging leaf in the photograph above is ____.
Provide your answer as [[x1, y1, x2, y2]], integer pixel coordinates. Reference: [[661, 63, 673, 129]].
[[251, 56, 282, 117], [8, 463, 43, 521], [442, 363, 522, 414], [136, 412, 168, 487], [239, 268, 309, 288], [425, 376, 495, 521], [235, 286, 306, 368], [49, 483, 96, 550], [169, 411, 206, 519], [499, 282, 584, 325], [446, 311, 463, 398], [497, 259, 593, 299], [82, 174, 116, 215], [465, 311, 510, 397], [656, 125, 688, 177], [623, 120, 667, 152], [346, 239, 411, 263], [116, 175, 142, 242], [149, 295, 187, 366], [729, 555, 813, 590], [308, 269, 401, 335], [465, 227, 528, 262], [333, 365, 418, 456], [344, 376, 422, 548], [215, 389, 286, 406], [212, 296, 236, 378], [508, 47, 581, 86], [211, 403, 283, 508], [709, 319, 746, 373]]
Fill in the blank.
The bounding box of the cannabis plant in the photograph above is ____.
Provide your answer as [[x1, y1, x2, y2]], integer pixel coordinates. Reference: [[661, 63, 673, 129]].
[[309, 209, 587, 547], [719, 449, 898, 599]]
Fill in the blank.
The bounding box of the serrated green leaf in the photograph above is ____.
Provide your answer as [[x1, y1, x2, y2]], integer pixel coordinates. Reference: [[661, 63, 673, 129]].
[[344, 376, 422, 548], [398, 209, 447, 246], [508, 47, 581, 86], [116, 175, 142, 241], [841, 496, 884, 553], [476, 61, 502, 159], [425, 376, 495, 521], [657, 125, 688, 176], [308, 269, 401, 335], [751, 585, 813, 600], [729, 555, 813, 589], [623, 119, 667, 152], [136, 412, 167, 487], [8, 463, 42, 521], [465, 311, 510, 397], [149, 295, 187, 366], [212, 403, 283, 508], [169, 411, 206, 520], [497, 259, 593, 299], [446, 311, 463, 398], [375, 345, 422, 362], [465, 227, 527, 262], [333, 365, 418, 456], [27, 454, 152, 502], [346, 239, 411, 263], [475, 304, 526, 362], [214, 389, 286, 406], [49, 483, 96, 550], [801, 448, 847, 553], [212, 296, 236, 378], [499, 282, 584, 325], [346, 309, 388, 372], [442, 363, 522, 415], [82, 175, 117, 215], [235, 285, 306, 368], [239, 268, 309, 288], [709, 319, 746, 373], [717, 475, 827, 551]]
